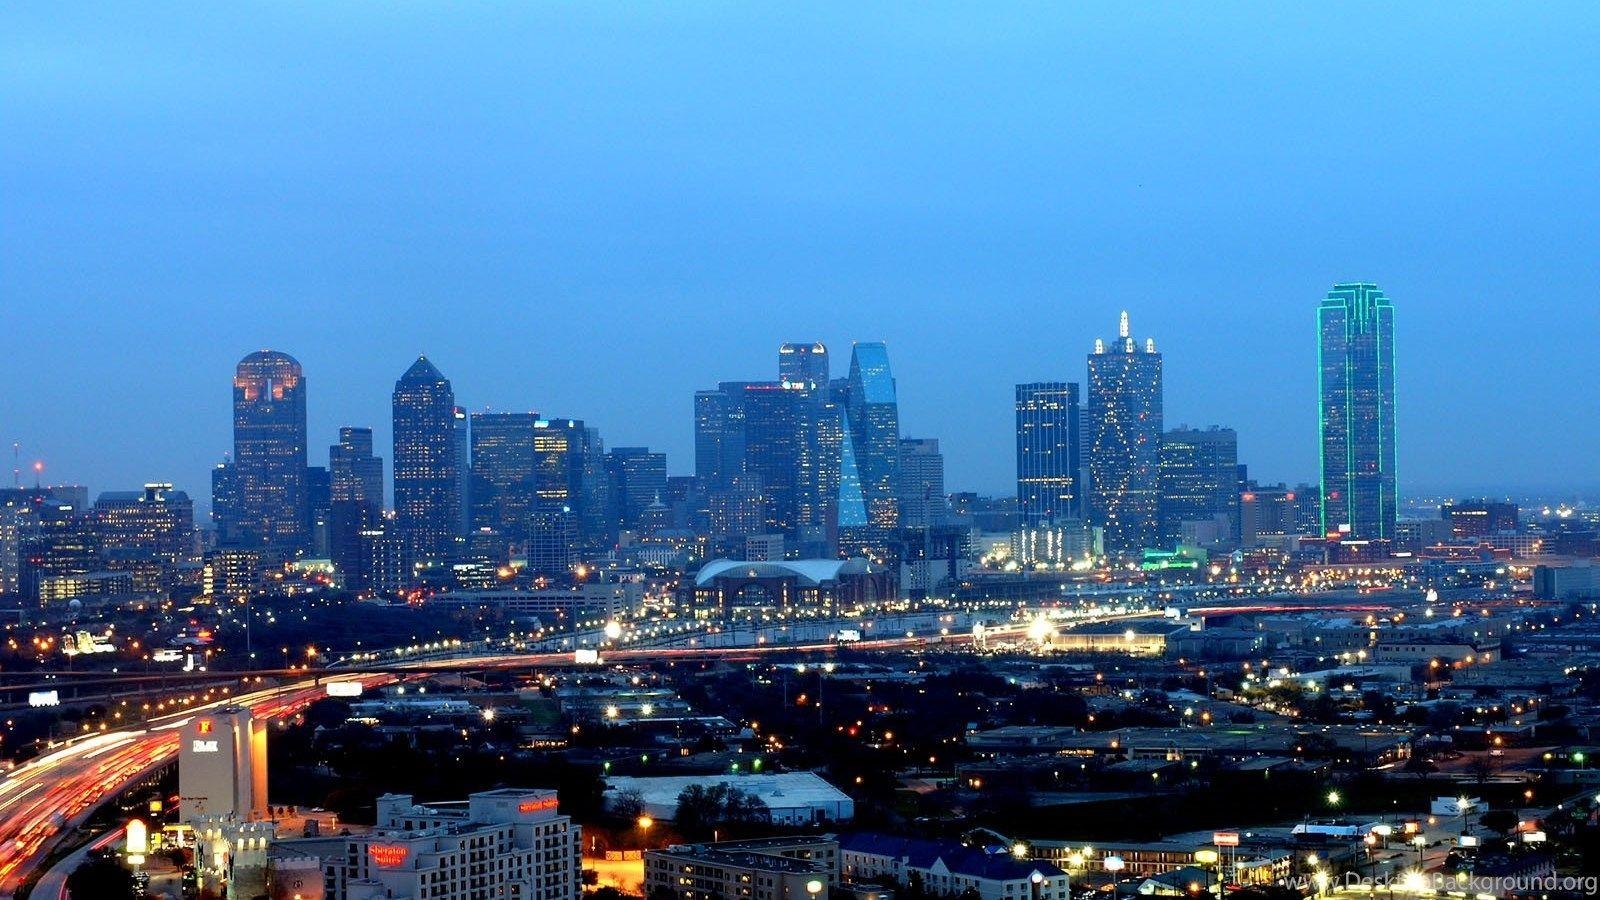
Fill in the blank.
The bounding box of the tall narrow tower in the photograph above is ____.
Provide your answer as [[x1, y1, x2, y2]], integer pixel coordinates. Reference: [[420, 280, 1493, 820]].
[[1086, 313, 1163, 555], [218, 351, 309, 555], [1318, 283, 1397, 541], [839, 342, 900, 549], [392, 356, 460, 564]]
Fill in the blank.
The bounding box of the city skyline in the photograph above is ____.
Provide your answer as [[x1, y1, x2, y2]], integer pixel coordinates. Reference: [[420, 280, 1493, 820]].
[[3, 307, 1593, 512], [6, 6, 1599, 500]]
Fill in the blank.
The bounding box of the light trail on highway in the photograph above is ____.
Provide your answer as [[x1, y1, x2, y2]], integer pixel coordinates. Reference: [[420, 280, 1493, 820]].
[[0, 627, 979, 896], [0, 675, 388, 900]]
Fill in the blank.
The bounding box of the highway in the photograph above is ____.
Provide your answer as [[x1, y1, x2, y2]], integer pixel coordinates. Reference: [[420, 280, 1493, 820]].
[[0, 675, 387, 900], [0, 611, 1056, 897]]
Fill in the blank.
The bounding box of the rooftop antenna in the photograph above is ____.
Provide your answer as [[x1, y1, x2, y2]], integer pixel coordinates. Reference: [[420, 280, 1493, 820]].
[[32, 460, 43, 489], [11, 442, 17, 488]]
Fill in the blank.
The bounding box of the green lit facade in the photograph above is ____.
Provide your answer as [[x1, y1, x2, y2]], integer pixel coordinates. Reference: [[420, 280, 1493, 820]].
[[1317, 283, 1397, 541]]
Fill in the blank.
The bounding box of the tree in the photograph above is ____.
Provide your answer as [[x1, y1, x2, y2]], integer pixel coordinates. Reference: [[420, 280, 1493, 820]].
[[66, 858, 137, 900], [611, 789, 647, 820]]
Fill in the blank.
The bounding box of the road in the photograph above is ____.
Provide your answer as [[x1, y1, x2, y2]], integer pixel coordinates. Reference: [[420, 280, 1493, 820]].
[[0, 608, 1087, 898], [29, 828, 121, 900], [0, 674, 386, 900], [0, 632, 949, 898]]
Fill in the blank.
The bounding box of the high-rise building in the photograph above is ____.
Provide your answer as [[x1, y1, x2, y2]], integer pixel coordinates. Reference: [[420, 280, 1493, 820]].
[[530, 418, 594, 531], [469, 412, 542, 544], [452, 406, 471, 535], [392, 356, 461, 564], [179, 706, 267, 823], [896, 438, 946, 529], [217, 351, 309, 555], [605, 447, 668, 533], [1158, 426, 1239, 545], [695, 344, 842, 551], [94, 483, 194, 593], [779, 341, 829, 390], [694, 388, 744, 493], [1014, 382, 1082, 526], [328, 427, 384, 587], [1086, 313, 1163, 555], [839, 342, 900, 547], [305, 464, 331, 557], [1239, 482, 1296, 549], [1318, 282, 1397, 542]]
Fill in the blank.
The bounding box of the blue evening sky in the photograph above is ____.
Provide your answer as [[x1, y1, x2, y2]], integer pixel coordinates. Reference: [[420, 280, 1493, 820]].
[[3, 3, 1597, 502]]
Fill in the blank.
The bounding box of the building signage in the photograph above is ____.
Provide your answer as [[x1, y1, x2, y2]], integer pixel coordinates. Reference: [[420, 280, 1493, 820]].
[[27, 690, 60, 708], [1212, 832, 1240, 847], [192, 739, 219, 753], [370, 845, 410, 868], [518, 796, 560, 814]]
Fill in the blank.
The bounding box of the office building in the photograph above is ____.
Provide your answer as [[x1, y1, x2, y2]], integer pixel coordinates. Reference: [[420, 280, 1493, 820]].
[[839, 342, 900, 548], [1014, 382, 1081, 526], [306, 464, 331, 557], [392, 356, 461, 564], [1158, 426, 1239, 546], [217, 351, 309, 555], [93, 483, 193, 593], [328, 427, 384, 588], [357, 527, 407, 595], [1239, 483, 1297, 549], [645, 843, 834, 900], [1086, 313, 1163, 555], [1318, 283, 1397, 541], [179, 706, 267, 823], [1442, 499, 1519, 539], [452, 407, 471, 534], [470, 412, 542, 543], [896, 438, 946, 529], [779, 341, 830, 390], [606, 447, 668, 533]]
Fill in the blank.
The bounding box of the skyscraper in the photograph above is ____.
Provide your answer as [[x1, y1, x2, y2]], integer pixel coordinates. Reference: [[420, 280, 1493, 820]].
[[1318, 283, 1397, 541], [392, 356, 460, 564], [896, 438, 946, 529], [469, 412, 542, 543], [453, 406, 472, 535], [839, 342, 900, 547], [1086, 313, 1163, 555], [778, 342, 829, 390], [1158, 425, 1239, 545], [328, 427, 383, 586], [605, 447, 668, 533], [1014, 382, 1082, 526], [217, 351, 309, 555]]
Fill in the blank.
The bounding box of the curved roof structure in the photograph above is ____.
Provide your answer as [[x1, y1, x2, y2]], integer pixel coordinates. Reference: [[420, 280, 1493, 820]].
[[695, 558, 872, 587]]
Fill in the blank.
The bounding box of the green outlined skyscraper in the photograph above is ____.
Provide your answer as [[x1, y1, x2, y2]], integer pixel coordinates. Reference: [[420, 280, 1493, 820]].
[[1318, 283, 1397, 542]]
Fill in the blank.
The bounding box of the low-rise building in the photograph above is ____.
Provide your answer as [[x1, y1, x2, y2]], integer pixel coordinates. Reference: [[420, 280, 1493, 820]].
[[839, 834, 1070, 900], [281, 788, 581, 900], [604, 773, 854, 826], [645, 844, 834, 900]]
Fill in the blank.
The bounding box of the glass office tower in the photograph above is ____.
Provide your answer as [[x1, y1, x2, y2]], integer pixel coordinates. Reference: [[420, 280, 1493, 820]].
[[1318, 282, 1397, 541]]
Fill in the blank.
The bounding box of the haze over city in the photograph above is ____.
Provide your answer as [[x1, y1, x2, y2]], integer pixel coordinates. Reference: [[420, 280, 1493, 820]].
[[5, 4, 1599, 500]]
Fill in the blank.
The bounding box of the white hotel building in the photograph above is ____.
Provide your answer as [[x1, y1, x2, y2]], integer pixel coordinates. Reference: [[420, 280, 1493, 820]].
[[284, 788, 581, 900]]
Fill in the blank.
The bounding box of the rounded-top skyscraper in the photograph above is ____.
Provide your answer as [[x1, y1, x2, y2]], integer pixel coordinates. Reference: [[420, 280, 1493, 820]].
[[217, 350, 310, 554]]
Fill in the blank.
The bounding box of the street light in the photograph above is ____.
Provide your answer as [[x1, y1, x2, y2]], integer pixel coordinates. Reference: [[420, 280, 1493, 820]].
[[1326, 789, 1341, 807]]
